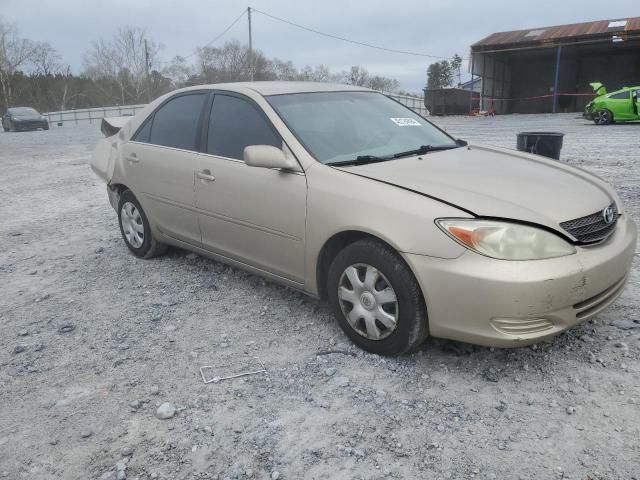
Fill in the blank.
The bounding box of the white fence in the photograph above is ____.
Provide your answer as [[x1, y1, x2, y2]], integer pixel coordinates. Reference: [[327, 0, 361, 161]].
[[388, 93, 429, 117], [43, 104, 146, 126], [42, 93, 427, 127]]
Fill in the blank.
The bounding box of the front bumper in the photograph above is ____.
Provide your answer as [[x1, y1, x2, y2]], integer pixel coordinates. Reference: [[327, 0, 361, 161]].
[[405, 215, 637, 347], [583, 107, 594, 120], [13, 121, 49, 131]]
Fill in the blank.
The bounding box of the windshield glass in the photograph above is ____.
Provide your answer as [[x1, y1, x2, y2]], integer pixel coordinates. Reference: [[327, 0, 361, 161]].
[[10, 107, 40, 116], [268, 91, 456, 165]]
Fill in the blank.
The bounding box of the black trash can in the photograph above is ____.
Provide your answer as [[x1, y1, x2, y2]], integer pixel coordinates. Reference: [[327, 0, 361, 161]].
[[516, 132, 565, 160]]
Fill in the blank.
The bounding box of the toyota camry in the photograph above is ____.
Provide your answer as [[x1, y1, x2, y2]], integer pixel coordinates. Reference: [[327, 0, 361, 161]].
[[91, 82, 637, 355]]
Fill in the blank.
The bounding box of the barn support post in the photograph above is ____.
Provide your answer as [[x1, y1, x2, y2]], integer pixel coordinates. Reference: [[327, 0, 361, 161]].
[[552, 45, 562, 113], [480, 55, 485, 111]]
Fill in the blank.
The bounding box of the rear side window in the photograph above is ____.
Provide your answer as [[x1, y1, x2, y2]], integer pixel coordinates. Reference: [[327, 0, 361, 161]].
[[148, 93, 207, 150], [207, 94, 280, 160], [609, 91, 629, 100]]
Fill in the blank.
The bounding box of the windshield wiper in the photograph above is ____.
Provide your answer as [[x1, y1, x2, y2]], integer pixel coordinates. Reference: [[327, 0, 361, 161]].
[[391, 144, 460, 159], [326, 144, 461, 167], [326, 154, 393, 167]]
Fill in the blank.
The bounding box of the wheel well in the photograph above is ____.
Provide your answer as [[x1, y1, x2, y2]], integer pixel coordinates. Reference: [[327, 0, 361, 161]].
[[109, 183, 129, 195], [316, 231, 398, 300], [107, 183, 130, 209]]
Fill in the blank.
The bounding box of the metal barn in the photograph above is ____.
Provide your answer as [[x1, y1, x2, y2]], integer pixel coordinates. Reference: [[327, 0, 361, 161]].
[[470, 17, 640, 114]]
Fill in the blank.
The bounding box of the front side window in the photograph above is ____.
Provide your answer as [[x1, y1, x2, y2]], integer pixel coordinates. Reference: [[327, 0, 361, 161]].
[[207, 94, 281, 160], [147, 93, 207, 150], [268, 91, 456, 165]]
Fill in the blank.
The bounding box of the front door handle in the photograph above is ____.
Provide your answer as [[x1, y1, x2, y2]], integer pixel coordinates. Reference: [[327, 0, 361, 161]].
[[196, 169, 216, 182], [126, 153, 140, 163]]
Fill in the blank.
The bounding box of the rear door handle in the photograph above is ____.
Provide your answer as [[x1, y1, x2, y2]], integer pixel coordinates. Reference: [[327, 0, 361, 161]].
[[126, 153, 140, 163], [196, 169, 216, 182]]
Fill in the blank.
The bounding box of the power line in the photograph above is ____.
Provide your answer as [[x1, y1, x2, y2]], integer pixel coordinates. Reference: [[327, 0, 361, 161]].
[[251, 7, 457, 60], [157, 9, 247, 65]]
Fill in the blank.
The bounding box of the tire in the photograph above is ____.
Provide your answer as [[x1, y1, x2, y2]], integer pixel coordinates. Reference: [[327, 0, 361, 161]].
[[8, 121, 16, 132], [327, 238, 428, 355], [593, 110, 612, 125], [117, 190, 167, 259], [43, 124, 49, 131]]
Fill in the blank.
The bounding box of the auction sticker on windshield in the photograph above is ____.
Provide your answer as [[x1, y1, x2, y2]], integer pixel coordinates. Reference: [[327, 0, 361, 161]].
[[390, 117, 421, 126]]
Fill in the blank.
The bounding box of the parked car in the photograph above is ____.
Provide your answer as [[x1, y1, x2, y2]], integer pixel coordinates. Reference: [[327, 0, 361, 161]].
[[2, 107, 49, 132], [584, 82, 640, 125], [91, 82, 636, 355]]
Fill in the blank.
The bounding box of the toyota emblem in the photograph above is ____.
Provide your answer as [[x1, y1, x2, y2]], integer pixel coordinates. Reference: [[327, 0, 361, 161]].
[[602, 206, 616, 225]]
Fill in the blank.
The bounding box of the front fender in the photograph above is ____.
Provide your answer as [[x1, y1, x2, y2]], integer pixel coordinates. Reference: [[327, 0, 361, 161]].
[[304, 164, 469, 294]]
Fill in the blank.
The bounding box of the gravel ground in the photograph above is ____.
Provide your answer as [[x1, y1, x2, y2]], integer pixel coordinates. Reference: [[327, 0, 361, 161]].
[[1, 113, 638, 480]]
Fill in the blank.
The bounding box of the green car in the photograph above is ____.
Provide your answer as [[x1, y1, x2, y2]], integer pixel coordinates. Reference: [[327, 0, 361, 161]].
[[584, 82, 640, 125]]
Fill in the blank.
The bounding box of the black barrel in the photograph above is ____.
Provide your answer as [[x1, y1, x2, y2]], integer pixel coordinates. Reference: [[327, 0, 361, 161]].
[[516, 132, 565, 160]]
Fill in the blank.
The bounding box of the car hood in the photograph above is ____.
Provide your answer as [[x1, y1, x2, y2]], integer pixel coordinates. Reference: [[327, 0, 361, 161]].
[[334, 144, 614, 235]]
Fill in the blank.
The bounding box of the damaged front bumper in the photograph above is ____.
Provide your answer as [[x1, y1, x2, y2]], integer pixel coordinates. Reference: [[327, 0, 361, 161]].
[[404, 215, 637, 347]]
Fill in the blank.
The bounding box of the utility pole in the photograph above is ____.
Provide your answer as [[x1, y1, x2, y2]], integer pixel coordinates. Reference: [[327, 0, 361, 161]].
[[144, 39, 152, 103], [248, 6, 254, 81]]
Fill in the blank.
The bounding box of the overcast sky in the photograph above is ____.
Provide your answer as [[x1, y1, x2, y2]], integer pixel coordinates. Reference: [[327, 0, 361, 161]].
[[1, 0, 637, 91]]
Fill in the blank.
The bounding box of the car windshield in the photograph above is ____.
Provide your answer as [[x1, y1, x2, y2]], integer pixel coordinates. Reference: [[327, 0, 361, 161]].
[[10, 107, 40, 116], [268, 91, 457, 165]]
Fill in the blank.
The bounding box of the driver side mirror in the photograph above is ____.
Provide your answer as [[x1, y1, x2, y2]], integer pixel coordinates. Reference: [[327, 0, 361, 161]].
[[244, 145, 299, 171], [455, 138, 468, 147]]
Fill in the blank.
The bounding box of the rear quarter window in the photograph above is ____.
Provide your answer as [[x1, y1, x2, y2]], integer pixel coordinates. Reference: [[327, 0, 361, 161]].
[[133, 120, 152, 143]]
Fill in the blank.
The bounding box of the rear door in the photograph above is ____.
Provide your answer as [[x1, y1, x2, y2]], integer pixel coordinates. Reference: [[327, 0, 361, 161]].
[[195, 93, 307, 284], [121, 92, 208, 246]]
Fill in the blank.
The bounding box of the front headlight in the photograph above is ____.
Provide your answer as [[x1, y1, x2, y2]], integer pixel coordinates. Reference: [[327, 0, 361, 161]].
[[436, 219, 576, 260]]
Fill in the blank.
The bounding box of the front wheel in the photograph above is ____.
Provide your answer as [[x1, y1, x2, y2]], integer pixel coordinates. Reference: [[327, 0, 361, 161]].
[[117, 190, 167, 259], [327, 239, 428, 355], [593, 110, 612, 125]]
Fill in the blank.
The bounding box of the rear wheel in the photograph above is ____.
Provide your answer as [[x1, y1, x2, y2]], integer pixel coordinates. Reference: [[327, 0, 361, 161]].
[[327, 239, 428, 355], [117, 190, 167, 259], [593, 110, 612, 125]]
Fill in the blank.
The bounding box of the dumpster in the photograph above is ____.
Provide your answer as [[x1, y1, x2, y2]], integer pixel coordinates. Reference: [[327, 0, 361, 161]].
[[516, 132, 565, 160]]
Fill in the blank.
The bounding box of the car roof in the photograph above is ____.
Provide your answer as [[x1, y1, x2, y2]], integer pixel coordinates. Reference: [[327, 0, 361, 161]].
[[176, 81, 373, 97]]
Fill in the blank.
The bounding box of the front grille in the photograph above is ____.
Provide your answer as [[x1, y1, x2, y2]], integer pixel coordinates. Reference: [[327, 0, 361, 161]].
[[559, 203, 618, 243]]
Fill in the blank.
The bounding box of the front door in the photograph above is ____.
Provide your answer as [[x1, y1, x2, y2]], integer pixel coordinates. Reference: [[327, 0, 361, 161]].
[[122, 92, 208, 245], [195, 93, 306, 284]]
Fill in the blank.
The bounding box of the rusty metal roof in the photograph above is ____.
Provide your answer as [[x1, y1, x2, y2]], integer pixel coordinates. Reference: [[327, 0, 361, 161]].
[[472, 17, 640, 51]]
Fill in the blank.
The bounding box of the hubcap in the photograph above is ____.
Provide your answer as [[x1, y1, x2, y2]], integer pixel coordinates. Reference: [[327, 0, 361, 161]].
[[595, 111, 609, 124], [120, 202, 144, 248], [337, 263, 398, 340]]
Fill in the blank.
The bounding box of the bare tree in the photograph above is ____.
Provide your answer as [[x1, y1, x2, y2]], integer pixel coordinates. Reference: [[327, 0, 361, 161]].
[[32, 41, 62, 76], [366, 75, 400, 93], [344, 65, 370, 86], [83, 26, 161, 104], [0, 18, 37, 109], [195, 40, 274, 83], [162, 55, 192, 86]]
